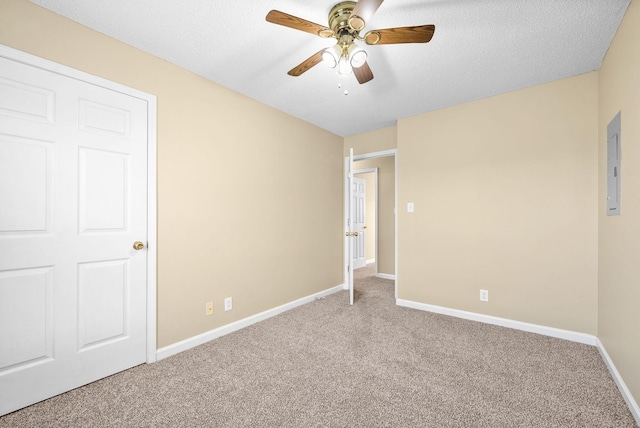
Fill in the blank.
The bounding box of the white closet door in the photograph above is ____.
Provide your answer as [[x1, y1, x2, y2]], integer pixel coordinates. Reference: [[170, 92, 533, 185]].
[[0, 55, 148, 415]]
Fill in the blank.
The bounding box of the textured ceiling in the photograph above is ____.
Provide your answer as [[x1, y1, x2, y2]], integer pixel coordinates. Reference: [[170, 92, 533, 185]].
[[29, 0, 630, 137]]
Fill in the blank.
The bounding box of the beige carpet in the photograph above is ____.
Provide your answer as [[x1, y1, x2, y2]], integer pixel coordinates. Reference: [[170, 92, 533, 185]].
[[1, 264, 636, 427]]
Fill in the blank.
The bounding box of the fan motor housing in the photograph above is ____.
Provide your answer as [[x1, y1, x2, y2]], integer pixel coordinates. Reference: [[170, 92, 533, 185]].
[[328, 1, 357, 35]]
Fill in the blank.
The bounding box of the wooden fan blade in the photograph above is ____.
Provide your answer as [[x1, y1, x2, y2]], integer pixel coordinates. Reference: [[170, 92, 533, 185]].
[[266, 10, 333, 38], [288, 49, 326, 77], [365, 25, 435, 45], [349, 0, 384, 30], [353, 62, 374, 84]]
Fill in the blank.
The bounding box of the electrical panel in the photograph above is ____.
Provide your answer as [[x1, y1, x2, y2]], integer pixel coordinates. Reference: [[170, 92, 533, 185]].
[[607, 112, 621, 216]]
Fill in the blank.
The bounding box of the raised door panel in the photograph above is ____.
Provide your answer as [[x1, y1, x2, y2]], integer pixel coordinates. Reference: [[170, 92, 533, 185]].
[[0, 136, 53, 234], [78, 260, 129, 350], [79, 99, 130, 139], [355, 233, 365, 261], [0, 76, 55, 124], [354, 191, 365, 260], [0, 267, 54, 371], [78, 148, 129, 234]]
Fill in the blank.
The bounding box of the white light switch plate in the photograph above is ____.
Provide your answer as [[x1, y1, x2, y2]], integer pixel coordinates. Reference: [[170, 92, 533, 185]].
[[407, 202, 414, 213]]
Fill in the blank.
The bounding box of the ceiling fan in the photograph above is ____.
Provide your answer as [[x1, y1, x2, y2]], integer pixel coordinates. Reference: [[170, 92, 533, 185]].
[[266, 0, 435, 84]]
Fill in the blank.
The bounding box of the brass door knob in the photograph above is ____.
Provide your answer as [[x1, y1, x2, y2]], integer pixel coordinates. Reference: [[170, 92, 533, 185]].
[[363, 226, 367, 229], [133, 241, 145, 250], [344, 232, 359, 237]]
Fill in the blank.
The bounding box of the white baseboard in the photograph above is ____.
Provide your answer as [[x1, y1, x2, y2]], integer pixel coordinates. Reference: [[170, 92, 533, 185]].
[[395, 299, 597, 346], [596, 338, 640, 426], [366, 259, 376, 265], [377, 273, 396, 280], [156, 283, 345, 361]]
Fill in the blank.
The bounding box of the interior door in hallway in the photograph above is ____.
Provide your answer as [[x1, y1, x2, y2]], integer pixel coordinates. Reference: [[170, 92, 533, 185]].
[[352, 177, 366, 270], [0, 55, 149, 415], [347, 148, 354, 305]]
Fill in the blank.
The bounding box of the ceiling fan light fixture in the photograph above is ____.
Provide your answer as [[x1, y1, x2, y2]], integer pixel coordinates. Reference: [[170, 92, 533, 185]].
[[322, 46, 340, 68], [338, 55, 353, 75], [266, 2, 435, 85], [348, 44, 367, 68]]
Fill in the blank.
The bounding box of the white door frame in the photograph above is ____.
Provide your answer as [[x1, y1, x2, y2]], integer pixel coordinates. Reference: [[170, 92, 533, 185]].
[[353, 168, 378, 274], [0, 44, 158, 363], [344, 148, 398, 299]]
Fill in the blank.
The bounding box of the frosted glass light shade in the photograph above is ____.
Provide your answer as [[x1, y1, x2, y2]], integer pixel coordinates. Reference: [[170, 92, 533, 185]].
[[323, 46, 340, 68], [348, 45, 367, 69], [338, 56, 352, 75]]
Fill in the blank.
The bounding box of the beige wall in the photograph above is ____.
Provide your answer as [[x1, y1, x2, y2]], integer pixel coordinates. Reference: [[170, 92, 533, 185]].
[[344, 125, 397, 156], [0, 0, 344, 348], [398, 72, 599, 334], [598, 0, 640, 408], [353, 157, 396, 275]]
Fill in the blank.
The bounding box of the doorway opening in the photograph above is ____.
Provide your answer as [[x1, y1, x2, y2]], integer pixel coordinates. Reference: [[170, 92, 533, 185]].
[[344, 149, 397, 302]]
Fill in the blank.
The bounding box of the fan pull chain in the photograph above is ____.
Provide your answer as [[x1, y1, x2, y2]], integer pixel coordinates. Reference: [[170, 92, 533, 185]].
[[338, 75, 349, 96]]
